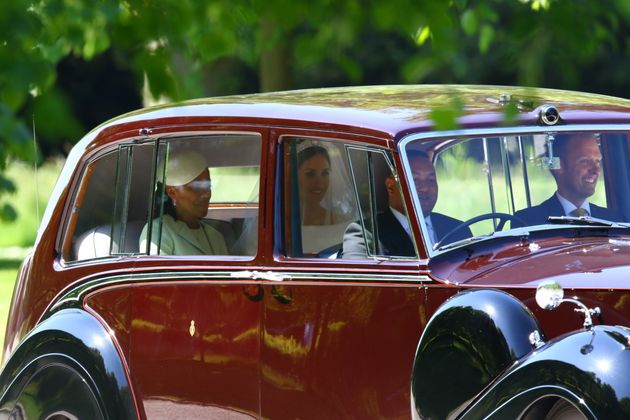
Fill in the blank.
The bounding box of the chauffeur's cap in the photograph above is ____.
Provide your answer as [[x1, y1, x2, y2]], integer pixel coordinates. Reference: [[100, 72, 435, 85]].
[[166, 149, 208, 187]]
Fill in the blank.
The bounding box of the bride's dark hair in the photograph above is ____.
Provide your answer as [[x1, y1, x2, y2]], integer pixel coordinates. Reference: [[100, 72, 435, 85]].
[[298, 146, 330, 168]]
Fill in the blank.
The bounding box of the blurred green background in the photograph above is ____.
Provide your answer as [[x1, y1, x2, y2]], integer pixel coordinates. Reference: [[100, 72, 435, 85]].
[[0, 161, 63, 353]]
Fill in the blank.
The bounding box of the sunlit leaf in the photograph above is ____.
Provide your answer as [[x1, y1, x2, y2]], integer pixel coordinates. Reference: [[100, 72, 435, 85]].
[[415, 26, 431, 46], [461, 10, 478, 35]]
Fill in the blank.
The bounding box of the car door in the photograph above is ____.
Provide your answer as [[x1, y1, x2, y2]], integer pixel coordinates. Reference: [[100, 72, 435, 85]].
[[65, 129, 267, 418], [259, 132, 429, 419]]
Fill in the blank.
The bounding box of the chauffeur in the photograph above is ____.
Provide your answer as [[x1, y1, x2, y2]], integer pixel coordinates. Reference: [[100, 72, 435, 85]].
[[514, 134, 622, 225]]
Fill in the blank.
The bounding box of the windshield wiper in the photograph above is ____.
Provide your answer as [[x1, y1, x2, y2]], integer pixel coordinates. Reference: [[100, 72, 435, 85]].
[[547, 216, 616, 227]]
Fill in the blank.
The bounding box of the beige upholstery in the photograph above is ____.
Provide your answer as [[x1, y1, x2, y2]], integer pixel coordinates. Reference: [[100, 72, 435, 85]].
[[74, 221, 145, 260], [74, 225, 112, 260]]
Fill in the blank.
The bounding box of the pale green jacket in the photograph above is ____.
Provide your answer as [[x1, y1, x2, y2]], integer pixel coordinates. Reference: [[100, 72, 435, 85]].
[[139, 214, 228, 256]]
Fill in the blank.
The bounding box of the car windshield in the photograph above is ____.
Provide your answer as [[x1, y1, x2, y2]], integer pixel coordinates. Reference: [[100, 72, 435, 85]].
[[402, 130, 630, 252]]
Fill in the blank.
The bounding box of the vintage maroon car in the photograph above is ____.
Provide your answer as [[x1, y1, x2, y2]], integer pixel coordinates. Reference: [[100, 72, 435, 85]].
[[2, 85, 630, 419]]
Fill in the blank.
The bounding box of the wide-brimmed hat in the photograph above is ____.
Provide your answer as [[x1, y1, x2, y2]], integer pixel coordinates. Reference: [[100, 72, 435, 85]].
[[166, 149, 208, 186]]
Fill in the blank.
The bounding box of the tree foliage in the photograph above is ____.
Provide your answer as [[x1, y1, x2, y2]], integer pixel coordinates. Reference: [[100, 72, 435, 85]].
[[1, 0, 629, 221]]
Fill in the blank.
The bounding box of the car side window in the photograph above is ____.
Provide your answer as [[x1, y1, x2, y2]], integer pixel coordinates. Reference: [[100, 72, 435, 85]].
[[282, 137, 357, 258], [342, 147, 417, 260], [141, 134, 261, 256], [66, 150, 119, 261], [67, 143, 155, 261]]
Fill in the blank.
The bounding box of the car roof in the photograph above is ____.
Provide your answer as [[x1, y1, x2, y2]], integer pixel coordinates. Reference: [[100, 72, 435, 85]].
[[94, 85, 630, 141]]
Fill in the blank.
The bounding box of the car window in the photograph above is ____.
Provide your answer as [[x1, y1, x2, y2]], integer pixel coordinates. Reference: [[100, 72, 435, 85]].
[[141, 134, 261, 257], [404, 131, 630, 251], [282, 137, 357, 258], [66, 150, 119, 261], [342, 146, 416, 260]]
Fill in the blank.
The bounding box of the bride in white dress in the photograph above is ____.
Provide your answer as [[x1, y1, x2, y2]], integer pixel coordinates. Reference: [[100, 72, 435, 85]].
[[297, 144, 354, 255]]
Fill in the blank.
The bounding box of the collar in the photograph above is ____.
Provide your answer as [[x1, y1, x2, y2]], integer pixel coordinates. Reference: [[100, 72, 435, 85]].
[[389, 207, 411, 238], [556, 192, 591, 216]]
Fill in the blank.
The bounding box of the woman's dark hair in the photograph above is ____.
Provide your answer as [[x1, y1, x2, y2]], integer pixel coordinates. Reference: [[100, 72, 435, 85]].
[[153, 181, 177, 219], [298, 145, 330, 168]]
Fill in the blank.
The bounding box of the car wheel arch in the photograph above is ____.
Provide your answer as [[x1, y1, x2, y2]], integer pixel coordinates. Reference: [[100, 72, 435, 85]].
[[0, 308, 138, 419]]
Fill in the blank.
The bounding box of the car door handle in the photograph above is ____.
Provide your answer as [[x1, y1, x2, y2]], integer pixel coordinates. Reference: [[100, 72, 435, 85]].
[[271, 285, 293, 304], [242, 284, 264, 302]]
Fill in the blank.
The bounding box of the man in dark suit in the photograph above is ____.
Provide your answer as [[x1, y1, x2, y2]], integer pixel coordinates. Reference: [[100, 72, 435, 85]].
[[342, 152, 472, 259], [514, 133, 622, 226]]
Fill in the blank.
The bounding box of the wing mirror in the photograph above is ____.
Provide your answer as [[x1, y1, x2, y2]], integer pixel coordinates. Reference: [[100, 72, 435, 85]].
[[535, 280, 600, 331]]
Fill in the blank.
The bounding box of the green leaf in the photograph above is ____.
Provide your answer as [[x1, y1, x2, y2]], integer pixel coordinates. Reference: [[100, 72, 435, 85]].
[[429, 96, 464, 131], [461, 10, 478, 35], [0, 203, 17, 223], [502, 102, 520, 123], [478, 24, 494, 53], [414, 26, 431, 46], [0, 175, 16, 195]]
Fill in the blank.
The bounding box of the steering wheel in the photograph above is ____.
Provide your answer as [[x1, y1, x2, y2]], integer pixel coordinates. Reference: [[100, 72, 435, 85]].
[[434, 212, 527, 250]]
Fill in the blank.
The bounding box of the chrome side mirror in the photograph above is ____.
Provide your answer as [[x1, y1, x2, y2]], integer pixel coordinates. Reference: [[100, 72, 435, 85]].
[[535, 280, 564, 310], [535, 280, 601, 332]]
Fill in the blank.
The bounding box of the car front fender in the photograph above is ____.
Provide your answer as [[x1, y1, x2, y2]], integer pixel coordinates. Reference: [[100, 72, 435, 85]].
[[0, 308, 138, 419], [461, 324, 630, 419], [412, 288, 630, 419], [411, 288, 543, 419]]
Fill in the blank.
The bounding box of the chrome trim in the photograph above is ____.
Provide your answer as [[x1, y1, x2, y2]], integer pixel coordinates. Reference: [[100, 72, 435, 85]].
[[47, 270, 433, 316], [230, 270, 288, 281], [482, 137, 497, 228], [528, 330, 544, 349], [517, 135, 532, 208], [501, 136, 516, 215], [398, 124, 630, 258], [539, 105, 560, 126]]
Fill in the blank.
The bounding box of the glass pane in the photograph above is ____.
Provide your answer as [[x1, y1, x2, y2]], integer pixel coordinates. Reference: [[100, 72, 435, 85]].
[[404, 131, 630, 252], [112, 143, 154, 255], [347, 148, 376, 257], [140, 134, 262, 257], [283, 138, 358, 258], [70, 151, 118, 260], [342, 147, 415, 259]]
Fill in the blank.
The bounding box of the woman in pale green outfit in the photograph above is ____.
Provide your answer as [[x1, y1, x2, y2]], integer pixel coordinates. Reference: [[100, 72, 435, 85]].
[[139, 149, 227, 255]]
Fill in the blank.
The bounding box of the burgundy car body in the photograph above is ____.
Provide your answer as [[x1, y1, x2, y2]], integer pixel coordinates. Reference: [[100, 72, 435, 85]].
[[2, 85, 630, 419]]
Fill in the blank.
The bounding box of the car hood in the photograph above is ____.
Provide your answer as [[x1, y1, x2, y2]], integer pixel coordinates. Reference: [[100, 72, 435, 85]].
[[428, 234, 630, 289]]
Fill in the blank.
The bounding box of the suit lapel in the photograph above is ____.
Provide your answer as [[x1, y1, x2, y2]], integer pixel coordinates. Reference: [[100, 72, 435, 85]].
[[378, 210, 414, 256]]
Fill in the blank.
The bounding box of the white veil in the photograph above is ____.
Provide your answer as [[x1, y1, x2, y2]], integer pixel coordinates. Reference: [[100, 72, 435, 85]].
[[294, 138, 358, 255], [295, 138, 357, 223]]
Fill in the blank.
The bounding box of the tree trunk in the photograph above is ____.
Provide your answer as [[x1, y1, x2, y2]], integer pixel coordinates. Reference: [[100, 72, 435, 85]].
[[259, 18, 293, 92]]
